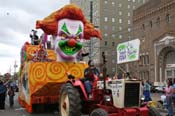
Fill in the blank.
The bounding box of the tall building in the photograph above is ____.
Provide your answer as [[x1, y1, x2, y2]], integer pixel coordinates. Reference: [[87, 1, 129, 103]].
[[131, 0, 175, 83], [70, 0, 149, 76]]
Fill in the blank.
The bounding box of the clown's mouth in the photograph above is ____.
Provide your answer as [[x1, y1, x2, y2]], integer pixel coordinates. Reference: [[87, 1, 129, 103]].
[[59, 40, 82, 56]]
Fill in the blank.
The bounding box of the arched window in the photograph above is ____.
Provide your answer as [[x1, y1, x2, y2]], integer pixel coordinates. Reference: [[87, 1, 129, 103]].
[[142, 24, 145, 30], [156, 17, 160, 26], [112, 42, 115, 46], [166, 14, 170, 23]]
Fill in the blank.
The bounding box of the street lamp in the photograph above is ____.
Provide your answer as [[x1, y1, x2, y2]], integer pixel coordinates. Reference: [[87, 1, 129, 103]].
[[14, 61, 18, 80], [89, 0, 93, 61]]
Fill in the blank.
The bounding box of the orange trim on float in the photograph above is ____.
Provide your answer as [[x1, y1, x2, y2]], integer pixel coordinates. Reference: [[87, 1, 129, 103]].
[[18, 97, 32, 113]]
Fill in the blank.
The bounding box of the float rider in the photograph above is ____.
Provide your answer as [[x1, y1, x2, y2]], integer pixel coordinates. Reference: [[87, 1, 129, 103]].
[[84, 60, 100, 99]]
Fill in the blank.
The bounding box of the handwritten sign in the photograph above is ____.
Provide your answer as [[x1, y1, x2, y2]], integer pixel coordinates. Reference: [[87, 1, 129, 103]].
[[117, 39, 140, 64]]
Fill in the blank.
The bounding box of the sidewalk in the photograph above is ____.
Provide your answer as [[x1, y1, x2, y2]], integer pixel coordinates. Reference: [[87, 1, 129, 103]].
[[151, 92, 175, 115], [5, 92, 21, 109]]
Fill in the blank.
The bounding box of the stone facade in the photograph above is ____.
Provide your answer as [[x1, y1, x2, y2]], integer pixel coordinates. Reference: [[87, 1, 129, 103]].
[[125, 0, 175, 83]]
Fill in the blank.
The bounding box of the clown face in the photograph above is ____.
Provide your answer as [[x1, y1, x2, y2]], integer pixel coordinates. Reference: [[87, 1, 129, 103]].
[[55, 19, 84, 61]]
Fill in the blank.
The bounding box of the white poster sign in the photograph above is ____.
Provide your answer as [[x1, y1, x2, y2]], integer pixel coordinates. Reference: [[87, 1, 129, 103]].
[[117, 39, 140, 64]]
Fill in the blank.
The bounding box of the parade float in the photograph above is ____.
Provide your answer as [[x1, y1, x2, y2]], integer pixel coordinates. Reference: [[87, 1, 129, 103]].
[[18, 4, 101, 113]]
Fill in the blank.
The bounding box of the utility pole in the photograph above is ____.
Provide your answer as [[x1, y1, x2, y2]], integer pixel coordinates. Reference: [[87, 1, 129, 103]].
[[89, 0, 93, 61], [14, 60, 18, 80]]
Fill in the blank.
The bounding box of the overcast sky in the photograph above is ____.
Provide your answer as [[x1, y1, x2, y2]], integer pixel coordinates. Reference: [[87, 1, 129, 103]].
[[0, 0, 70, 75]]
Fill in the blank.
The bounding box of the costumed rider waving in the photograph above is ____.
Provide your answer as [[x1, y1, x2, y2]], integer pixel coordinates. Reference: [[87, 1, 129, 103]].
[[84, 60, 100, 99]]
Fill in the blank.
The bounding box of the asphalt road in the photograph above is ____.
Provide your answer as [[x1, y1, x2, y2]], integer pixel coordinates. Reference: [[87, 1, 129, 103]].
[[0, 92, 171, 116]]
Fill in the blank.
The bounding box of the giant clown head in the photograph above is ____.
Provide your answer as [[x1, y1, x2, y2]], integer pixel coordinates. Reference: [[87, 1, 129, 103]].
[[36, 4, 102, 62]]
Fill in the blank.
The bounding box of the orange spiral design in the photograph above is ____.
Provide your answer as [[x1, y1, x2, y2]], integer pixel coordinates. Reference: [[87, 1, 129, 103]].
[[26, 45, 38, 60], [46, 62, 67, 81], [69, 64, 83, 78], [29, 62, 46, 84], [47, 50, 56, 61]]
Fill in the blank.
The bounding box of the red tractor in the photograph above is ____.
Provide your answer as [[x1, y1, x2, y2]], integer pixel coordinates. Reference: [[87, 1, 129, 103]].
[[59, 73, 161, 116]]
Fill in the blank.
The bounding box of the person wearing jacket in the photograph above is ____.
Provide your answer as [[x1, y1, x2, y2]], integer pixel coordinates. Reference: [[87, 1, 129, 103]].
[[0, 80, 7, 109], [84, 60, 100, 99], [8, 86, 15, 107]]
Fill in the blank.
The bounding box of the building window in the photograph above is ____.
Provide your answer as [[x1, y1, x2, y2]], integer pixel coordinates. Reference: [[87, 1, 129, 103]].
[[104, 25, 108, 30], [119, 35, 122, 39], [128, 36, 131, 40], [112, 34, 115, 38], [128, 5, 131, 9], [112, 67, 115, 72], [119, 3, 122, 7], [112, 51, 115, 55], [105, 41, 107, 46], [128, 28, 131, 32], [119, 26, 122, 31], [112, 26, 115, 31], [142, 55, 149, 65], [142, 24, 145, 30], [119, 19, 122, 23], [119, 11, 122, 15], [128, 20, 131, 24], [104, 1, 107, 4], [149, 21, 153, 28], [142, 56, 145, 65], [166, 14, 170, 23], [146, 55, 149, 64], [104, 33, 108, 37], [139, 56, 142, 65], [112, 42, 115, 46], [112, 59, 115, 63], [156, 17, 160, 26], [128, 12, 131, 17], [112, 18, 115, 22], [104, 17, 108, 22], [133, 5, 135, 9]]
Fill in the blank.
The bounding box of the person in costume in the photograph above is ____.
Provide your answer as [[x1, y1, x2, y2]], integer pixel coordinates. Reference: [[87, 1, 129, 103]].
[[36, 4, 102, 62]]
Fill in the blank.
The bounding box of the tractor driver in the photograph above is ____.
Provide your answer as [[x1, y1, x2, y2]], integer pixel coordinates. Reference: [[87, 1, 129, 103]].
[[84, 60, 100, 99]]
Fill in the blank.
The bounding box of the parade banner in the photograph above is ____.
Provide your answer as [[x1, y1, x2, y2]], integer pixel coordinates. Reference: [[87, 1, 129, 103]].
[[117, 39, 140, 64]]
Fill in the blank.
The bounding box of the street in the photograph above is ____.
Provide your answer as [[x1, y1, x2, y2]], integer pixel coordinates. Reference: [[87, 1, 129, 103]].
[[0, 92, 172, 116]]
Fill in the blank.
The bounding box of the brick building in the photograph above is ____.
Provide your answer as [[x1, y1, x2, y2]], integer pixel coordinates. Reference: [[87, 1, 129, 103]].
[[70, 0, 149, 76], [126, 0, 175, 83]]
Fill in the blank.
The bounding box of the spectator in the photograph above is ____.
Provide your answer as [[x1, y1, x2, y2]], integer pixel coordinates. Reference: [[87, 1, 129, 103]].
[[0, 80, 7, 110], [8, 86, 15, 108], [143, 80, 152, 102], [165, 79, 173, 116], [172, 79, 175, 107]]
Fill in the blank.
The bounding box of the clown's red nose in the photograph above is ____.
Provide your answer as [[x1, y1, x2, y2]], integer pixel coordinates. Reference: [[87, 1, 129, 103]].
[[68, 38, 76, 47]]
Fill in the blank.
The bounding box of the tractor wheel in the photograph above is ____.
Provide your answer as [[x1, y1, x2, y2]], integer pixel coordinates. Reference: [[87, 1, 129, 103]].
[[148, 106, 161, 116], [59, 83, 82, 116], [90, 108, 108, 116]]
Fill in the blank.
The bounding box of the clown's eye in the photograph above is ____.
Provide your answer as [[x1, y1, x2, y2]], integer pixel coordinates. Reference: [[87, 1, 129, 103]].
[[75, 36, 80, 41], [61, 33, 67, 38]]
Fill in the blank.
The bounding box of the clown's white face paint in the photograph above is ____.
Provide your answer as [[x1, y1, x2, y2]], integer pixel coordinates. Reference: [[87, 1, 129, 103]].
[[54, 19, 84, 62]]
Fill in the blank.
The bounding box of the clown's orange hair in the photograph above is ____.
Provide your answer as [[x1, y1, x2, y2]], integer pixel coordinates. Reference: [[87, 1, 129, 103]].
[[36, 4, 102, 40]]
